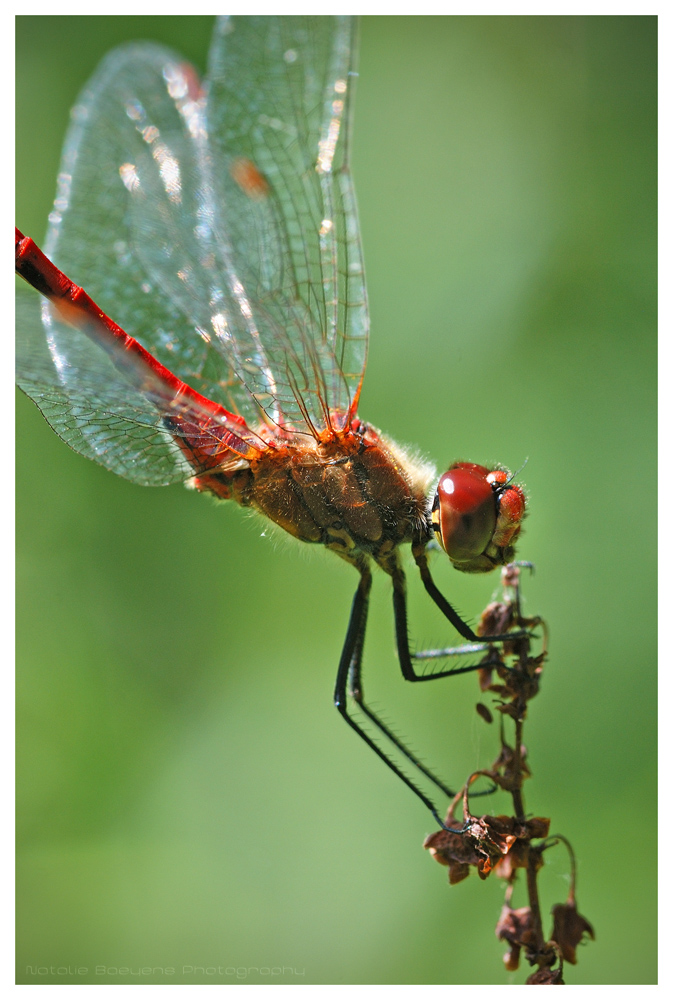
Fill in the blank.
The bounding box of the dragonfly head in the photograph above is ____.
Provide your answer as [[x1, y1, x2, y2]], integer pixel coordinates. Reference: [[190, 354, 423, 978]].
[[431, 462, 526, 573]]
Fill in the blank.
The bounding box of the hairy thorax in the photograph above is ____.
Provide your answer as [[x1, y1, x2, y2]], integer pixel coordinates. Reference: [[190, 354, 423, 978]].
[[191, 422, 436, 566]]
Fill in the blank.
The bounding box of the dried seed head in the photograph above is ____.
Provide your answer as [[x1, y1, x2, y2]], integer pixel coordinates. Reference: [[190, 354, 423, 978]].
[[478, 600, 515, 637], [550, 900, 595, 964], [495, 904, 538, 970]]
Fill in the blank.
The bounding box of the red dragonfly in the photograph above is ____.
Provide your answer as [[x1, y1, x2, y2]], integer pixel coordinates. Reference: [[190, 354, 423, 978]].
[[15, 16, 526, 826]]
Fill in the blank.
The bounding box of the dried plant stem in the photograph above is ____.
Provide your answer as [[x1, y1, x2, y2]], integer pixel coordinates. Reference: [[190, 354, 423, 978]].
[[423, 565, 594, 983], [511, 663, 546, 957]]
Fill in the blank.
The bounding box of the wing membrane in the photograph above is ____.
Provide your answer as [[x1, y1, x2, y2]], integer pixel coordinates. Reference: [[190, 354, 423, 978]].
[[33, 15, 367, 450], [16, 288, 192, 485], [205, 15, 368, 430], [16, 287, 259, 486]]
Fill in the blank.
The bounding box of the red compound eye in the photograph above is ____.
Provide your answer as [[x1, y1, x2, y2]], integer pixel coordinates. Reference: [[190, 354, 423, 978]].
[[433, 463, 497, 565], [432, 462, 527, 572]]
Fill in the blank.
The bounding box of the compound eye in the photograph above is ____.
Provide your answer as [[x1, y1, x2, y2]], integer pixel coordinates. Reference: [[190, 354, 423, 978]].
[[433, 465, 496, 565]]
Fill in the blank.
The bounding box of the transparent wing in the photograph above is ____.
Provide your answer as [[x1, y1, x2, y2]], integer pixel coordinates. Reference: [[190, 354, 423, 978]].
[[40, 15, 367, 440], [16, 288, 192, 485], [204, 15, 368, 431], [16, 287, 260, 487], [42, 42, 260, 428]]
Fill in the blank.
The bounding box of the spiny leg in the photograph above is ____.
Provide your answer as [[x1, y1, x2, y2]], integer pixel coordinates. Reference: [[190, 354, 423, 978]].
[[412, 542, 530, 647], [334, 562, 449, 823], [346, 616, 457, 801], [391, 559, 495, 682], [354, 553, 502, 812], [385, 557, 502, 803], [414, 560, 541, 661]]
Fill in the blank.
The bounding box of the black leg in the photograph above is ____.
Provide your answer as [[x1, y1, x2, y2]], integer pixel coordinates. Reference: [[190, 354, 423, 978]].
[[334, 563, 449, 822], [412, 544, 530, 645], [413, 546, 479, 641], [346, 621, 457, 800], [391, 560, 491, 682]]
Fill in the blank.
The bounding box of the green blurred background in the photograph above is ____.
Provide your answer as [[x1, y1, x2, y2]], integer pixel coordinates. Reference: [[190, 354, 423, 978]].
[[16, 16, 656, 986]]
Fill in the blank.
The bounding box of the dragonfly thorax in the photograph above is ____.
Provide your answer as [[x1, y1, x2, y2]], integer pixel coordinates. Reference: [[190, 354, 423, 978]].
[[193, 422, 436, 565]]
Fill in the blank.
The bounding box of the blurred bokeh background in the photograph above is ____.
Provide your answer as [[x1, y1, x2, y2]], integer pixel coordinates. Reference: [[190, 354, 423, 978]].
[[16, 15, 656, 986]]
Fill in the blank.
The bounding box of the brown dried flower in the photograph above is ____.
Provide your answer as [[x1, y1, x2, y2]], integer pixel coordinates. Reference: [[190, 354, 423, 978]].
[[478, 600, 516, 637], [476, 702, 494, 724], [495, 904, 537, 971], [490, 740, 530, 791], [493, 838, 544, 881], [477, 647, 505, 691], [423, 827, 483, 885], [550, 899, 595, 964], [425, 813, 551, 883], [491, 652, 546, 715]]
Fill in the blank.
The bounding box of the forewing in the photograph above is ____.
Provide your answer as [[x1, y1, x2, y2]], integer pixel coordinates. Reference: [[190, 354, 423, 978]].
[[22, 17, 368, 449], [204, 15, 369, 431], [40, 41, 269, 427]]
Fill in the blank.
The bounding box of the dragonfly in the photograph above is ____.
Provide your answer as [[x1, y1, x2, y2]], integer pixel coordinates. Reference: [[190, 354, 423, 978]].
[[15, 15, 527, 828]]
